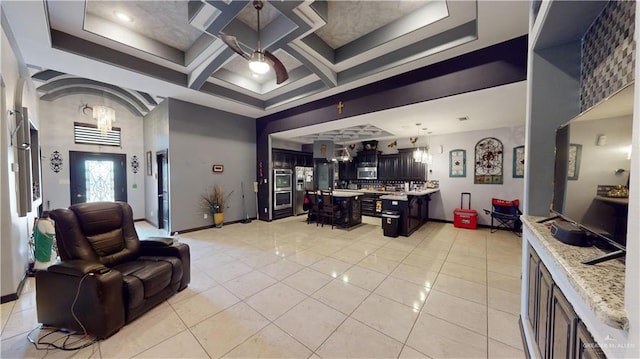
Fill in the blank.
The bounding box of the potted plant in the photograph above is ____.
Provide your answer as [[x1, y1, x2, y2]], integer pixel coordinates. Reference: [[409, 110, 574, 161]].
[[202, 184, 234, 228]]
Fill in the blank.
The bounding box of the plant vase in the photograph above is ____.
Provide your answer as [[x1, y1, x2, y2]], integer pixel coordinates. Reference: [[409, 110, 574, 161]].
[[214, 213, 224, 228]]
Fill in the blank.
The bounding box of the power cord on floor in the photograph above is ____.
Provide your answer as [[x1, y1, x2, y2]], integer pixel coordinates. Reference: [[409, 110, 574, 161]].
[[26, 273, 100, 352], [26, 325, 99, 351]]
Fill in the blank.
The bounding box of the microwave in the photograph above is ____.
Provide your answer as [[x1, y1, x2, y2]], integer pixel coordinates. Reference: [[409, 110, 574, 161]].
[[357, 166, 377, 180]]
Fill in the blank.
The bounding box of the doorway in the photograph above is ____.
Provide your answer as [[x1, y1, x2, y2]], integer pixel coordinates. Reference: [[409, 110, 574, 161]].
[[156, 150, 169, 231], [69, 151, 127, 205]]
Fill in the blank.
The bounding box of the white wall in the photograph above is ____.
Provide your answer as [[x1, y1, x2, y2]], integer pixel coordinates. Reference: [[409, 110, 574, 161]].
[[1, 23, 41, 298], [39, 95, 146, 218], [426, 125, 526, 225]]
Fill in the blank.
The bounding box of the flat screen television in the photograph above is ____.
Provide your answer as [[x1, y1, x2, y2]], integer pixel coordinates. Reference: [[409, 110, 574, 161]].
[[551, 85, 633, 264]]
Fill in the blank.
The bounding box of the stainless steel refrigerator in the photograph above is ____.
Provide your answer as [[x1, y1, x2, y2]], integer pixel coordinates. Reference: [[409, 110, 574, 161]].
[[294, 166, 314, 215]]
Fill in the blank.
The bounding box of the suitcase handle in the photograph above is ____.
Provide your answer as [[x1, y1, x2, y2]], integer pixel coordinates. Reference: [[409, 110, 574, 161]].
[[461, 192, 471, 209]]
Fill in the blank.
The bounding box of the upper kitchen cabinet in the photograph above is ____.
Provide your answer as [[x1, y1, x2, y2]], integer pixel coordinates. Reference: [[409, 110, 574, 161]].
[[338, 160, 356, 181], [272, 148, 312, 169], [356, 150, 379, 166], [378, 154, 400, 181], [398, 149, 426, 181]]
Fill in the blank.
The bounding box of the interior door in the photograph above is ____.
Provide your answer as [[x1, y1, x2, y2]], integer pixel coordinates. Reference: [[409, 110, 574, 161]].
[[156, 150, 169, 231], [69, 151, 127, 205]]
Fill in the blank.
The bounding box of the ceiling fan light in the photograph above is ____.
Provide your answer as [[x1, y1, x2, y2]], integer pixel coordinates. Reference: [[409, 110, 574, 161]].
[[249, 52, 270, 74]]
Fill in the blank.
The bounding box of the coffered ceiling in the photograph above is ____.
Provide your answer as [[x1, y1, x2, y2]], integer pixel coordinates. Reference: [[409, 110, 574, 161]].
[[2, 0, 529, 139]]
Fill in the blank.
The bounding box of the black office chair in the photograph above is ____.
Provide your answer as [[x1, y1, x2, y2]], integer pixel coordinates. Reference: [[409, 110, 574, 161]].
[[483, 198, 522, 235]]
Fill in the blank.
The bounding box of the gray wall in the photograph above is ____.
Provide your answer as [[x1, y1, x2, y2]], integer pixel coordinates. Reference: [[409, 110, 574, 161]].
[[167, 98, 256, 232], [143, 100, 169, 227]]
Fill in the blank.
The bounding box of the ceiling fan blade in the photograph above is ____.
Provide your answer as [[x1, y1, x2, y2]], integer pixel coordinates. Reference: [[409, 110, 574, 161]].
[[264, 51, 289, 85], [219, 32, 250, 60]]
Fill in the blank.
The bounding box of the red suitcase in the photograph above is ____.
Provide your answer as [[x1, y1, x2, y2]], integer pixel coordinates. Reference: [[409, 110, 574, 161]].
[[454, 192, 477, 229]]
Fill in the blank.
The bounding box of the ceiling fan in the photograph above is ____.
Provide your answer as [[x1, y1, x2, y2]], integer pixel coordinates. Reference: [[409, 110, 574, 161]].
[[219, 0, 289, 84]]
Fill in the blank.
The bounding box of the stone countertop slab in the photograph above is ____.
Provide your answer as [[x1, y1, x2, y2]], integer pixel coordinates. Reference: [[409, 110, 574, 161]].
[[339, 188, 440, 196], [331, 191, 364, 198], [522, 216, 627, 330]]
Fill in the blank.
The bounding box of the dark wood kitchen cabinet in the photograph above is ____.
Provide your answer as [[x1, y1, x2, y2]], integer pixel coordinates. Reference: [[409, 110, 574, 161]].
[[398, 149, 426, 181], [378, 154, 399, 181], [272, 149, 313, 169], [526, 245, 605, 359], [356, 150, 379, 166], [338, 160, 356, 181]]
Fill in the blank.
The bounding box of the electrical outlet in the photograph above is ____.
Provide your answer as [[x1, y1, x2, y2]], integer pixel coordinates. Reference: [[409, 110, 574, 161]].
[[204, 213, 208, 219], [264, 208, 267, 213], [150, 211, 154, 217]]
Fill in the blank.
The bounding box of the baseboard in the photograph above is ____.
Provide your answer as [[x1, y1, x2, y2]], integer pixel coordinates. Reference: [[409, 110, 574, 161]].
[[519, 316, 532, 359], [0, 272, 28, 304], [172, 217, 259, 234]]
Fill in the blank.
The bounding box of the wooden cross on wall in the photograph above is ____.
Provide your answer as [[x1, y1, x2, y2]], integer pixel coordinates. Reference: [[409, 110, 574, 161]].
[[337, 101, 344, 114]]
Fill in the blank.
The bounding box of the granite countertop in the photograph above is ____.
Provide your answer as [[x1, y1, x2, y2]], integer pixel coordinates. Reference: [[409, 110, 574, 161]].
[[522, 216, 627, 330], [340, 188, 440, 196], [332, 191, 364, 198], [379, 194, 408, 201]]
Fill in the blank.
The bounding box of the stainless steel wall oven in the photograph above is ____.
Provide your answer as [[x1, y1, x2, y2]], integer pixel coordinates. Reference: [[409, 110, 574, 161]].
[[273, 169, 293, 210]]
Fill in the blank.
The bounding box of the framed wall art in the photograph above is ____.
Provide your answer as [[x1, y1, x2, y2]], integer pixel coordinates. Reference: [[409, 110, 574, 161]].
[[568, 144, 582, 180], [474, 137, 503, 184], [449, 149, 466, 177], [513, 145, 525, 178]]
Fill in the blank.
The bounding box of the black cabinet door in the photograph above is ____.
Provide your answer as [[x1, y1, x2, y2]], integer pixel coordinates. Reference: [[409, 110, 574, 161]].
[[378, 155, 398, 180], [413, 161, 426, 181], [550, 285, 576, 359]]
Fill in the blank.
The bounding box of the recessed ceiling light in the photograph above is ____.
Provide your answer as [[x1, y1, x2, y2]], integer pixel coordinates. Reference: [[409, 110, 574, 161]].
[[115, 12, 132, 22], [252, 73, 259, 78]]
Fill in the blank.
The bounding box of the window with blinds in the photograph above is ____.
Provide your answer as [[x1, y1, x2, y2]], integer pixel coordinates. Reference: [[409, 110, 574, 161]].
[[74, 122, 121, 146]]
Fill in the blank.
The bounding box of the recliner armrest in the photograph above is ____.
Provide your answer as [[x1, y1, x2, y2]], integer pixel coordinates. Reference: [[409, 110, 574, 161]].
[[139, 241, 191, 291], [47, 259, 109, 277], [140, 237, 175, 248]]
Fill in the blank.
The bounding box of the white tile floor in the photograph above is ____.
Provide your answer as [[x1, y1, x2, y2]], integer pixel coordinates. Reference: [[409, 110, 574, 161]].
[[1, 216, 526, 358]]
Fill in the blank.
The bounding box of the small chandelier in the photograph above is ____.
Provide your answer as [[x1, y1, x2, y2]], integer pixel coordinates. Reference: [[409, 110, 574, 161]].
[[412, 124, 432, 165], [83, 104, 115, 135]]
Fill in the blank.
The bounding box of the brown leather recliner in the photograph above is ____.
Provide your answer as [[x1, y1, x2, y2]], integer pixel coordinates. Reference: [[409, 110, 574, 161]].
[[36, 201, 190, 338]]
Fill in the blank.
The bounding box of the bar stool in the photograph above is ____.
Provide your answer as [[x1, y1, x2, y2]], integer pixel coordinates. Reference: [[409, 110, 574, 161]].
[[319, 191, 338, 229], [306, 190, 320, 225]]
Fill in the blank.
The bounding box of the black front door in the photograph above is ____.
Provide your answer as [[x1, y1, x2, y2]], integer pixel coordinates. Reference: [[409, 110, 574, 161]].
[[156, 150, 169, 230], [69, 151, 127, 205]]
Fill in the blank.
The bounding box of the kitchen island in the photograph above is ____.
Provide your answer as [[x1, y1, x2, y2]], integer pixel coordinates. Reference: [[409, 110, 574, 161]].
[[331, 191, 364, 228], [380, 189, 440, 237]]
